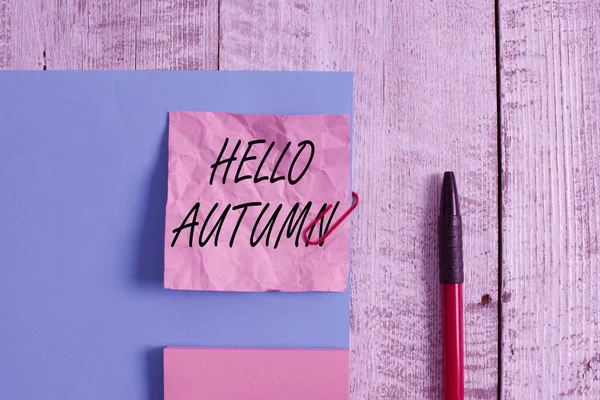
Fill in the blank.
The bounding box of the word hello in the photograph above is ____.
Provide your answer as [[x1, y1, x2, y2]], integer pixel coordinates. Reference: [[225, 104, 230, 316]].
[[209, 138, 315, 185]]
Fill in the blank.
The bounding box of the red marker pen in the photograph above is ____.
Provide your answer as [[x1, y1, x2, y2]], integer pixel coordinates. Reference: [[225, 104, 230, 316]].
[[439, 171, 464, 400]]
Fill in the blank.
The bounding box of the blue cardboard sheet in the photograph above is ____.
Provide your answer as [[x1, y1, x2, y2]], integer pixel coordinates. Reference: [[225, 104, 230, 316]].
[[0, 71, 352, 399]]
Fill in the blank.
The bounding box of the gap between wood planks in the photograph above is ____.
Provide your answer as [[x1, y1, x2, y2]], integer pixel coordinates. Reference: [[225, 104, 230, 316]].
[[494, 0, 503, 398], [216, 0, 222, 70]]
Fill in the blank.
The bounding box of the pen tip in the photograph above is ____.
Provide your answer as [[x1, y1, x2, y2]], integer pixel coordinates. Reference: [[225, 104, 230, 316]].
[[440, 171, 460, 216]]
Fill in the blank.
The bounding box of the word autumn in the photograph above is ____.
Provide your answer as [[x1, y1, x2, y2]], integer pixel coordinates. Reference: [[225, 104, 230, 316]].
[[171, 138, 342, 249]]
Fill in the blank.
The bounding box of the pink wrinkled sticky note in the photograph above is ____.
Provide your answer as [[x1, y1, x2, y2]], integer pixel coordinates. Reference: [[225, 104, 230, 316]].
[[164, 111, 351, 291], [164, 347, 349, 400]]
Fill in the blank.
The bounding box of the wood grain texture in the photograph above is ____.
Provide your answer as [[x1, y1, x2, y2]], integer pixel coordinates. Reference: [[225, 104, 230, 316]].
[[0, 0, 11, 68], [136, 0, 218, 69], [219, 1, 499, 398], [499, 0, 600, 398], [0, 0, 218, 69]]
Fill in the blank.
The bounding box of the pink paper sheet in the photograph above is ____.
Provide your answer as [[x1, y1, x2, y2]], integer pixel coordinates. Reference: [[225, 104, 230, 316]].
[[164, 347, 349, 400], [164, 112, 351, 291]]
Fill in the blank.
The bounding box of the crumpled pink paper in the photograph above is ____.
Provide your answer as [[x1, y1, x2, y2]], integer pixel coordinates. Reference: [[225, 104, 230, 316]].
[[164, 111, 351, 292]]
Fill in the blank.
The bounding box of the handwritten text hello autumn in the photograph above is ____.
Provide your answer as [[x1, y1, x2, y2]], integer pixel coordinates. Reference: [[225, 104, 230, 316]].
[[171, 139, 341, 249]]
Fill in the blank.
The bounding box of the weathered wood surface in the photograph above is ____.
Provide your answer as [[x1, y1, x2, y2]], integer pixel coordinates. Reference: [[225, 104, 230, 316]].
[[15, 0, 600, 398], [0, 0, 218, 69], [499, 0, 600, 398], [220, 1, 499, 398]]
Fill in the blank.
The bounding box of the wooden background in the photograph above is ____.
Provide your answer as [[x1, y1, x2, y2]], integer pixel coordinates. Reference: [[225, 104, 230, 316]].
[[1, 0, 598, 398]]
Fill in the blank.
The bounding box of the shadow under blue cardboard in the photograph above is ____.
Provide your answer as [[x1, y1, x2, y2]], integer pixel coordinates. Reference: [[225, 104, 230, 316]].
[[146, 348, 164, 400], [136, 126, 168, 286]]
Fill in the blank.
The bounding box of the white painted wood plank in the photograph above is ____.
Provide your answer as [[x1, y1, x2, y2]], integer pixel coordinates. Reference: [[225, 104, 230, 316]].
[[0, 0, 13, 68], [499, 0, 600, 398], [136, 0, 218, 69], [220, 1, 499, 398], [0, 0, 140, 69], [1, 0, 45, 69], [85, 0, 140, 69], [0, 0, 218, 70]]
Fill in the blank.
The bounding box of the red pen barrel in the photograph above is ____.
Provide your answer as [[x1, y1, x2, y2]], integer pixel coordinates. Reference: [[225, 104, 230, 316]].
[[441, 283, 464, 400]]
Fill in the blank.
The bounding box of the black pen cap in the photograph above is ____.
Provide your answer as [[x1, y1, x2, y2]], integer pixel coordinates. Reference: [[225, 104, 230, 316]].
[[439, 171, 464, 284], [440, 172, 461, 217]]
